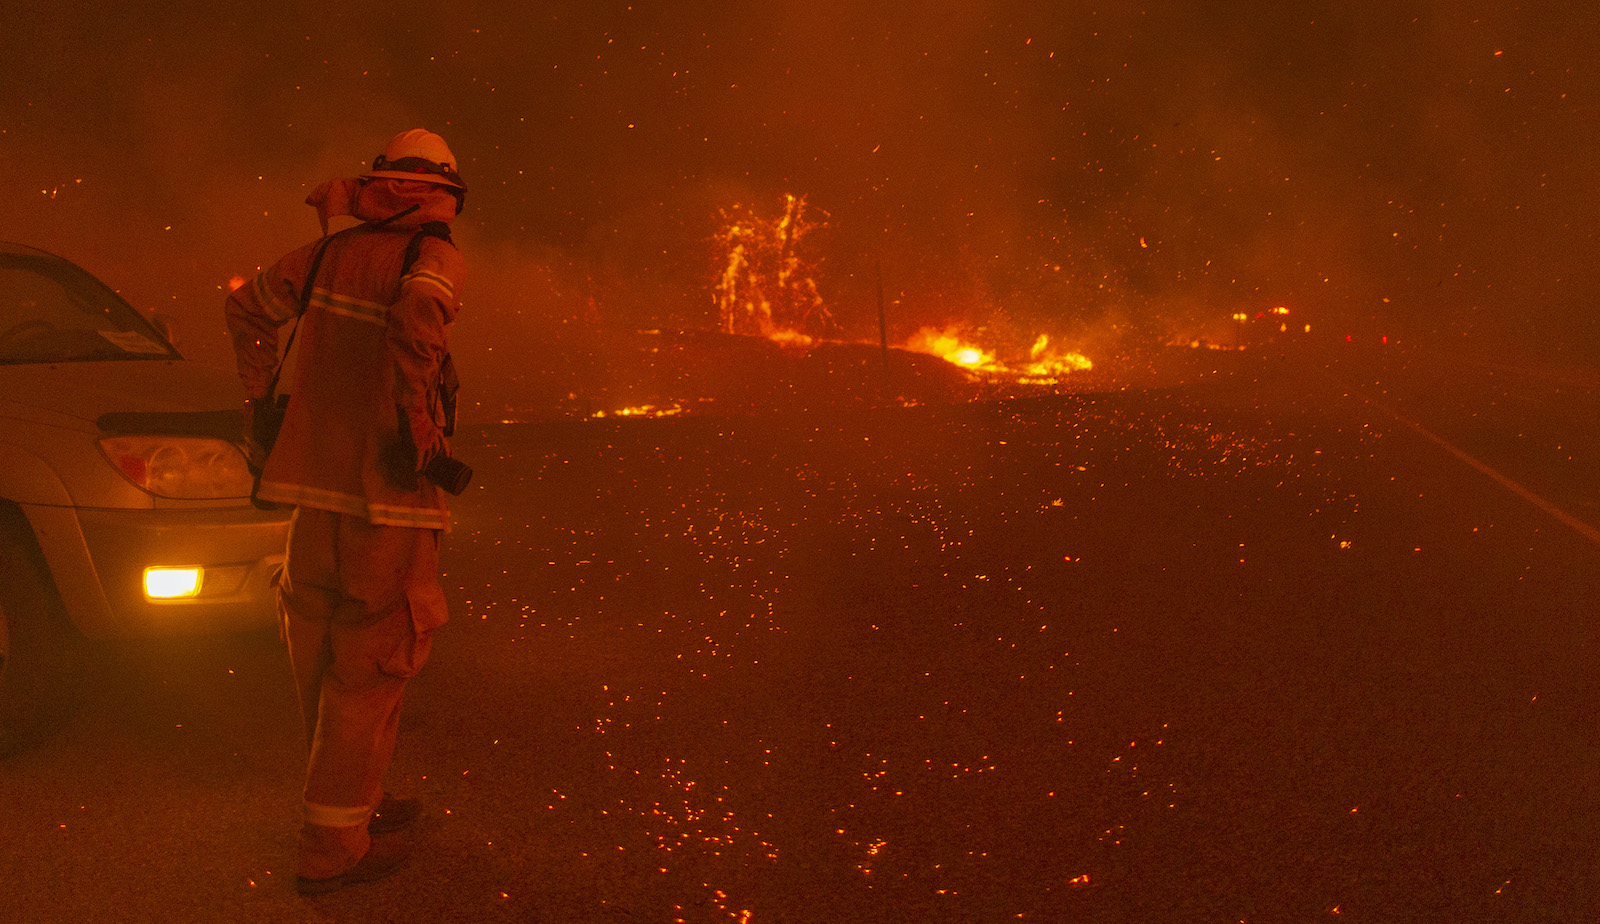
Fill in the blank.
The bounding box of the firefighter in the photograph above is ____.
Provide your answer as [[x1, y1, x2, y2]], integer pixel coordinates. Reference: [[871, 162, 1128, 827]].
[[225, 129, 467, 895]]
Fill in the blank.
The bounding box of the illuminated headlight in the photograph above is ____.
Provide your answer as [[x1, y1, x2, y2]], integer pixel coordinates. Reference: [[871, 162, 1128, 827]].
[[99, 436, 253, 499], [145, 567, 202, 599]]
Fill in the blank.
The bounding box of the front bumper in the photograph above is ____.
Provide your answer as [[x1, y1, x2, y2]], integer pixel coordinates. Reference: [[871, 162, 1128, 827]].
[[23, 502, 290, 638]]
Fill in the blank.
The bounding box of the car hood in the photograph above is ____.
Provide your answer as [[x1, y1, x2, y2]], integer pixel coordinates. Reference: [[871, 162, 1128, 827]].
[[0, 360, 246, 432]]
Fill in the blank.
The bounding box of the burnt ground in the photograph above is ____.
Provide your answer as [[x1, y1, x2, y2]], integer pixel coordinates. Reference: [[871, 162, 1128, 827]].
[[2, 344, 1598, 922]]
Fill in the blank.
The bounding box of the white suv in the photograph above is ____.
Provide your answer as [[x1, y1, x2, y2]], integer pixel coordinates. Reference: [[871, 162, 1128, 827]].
[[0, 241, 289, 754]]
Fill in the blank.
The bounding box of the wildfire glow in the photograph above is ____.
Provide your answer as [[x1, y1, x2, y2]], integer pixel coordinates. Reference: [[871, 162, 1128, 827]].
[[712, 194, 1092, 393], [714, 195, 829, 341]]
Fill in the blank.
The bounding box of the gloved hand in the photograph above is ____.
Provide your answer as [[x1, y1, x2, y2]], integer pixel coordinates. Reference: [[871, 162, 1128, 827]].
[[243, 396, 288, 510], [383, 406, 447, 490], [400, 404, 447, 474]]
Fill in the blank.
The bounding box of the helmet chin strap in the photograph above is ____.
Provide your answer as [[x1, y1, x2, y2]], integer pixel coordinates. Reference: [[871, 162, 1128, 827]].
[[371, 203, 421, 227]]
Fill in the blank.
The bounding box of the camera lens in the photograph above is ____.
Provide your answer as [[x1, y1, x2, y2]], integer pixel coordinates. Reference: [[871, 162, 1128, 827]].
[[424, 454, 472, 495]]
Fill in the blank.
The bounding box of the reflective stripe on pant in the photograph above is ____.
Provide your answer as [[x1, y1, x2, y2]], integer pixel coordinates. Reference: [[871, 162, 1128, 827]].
[[278, 505, 446, 878]]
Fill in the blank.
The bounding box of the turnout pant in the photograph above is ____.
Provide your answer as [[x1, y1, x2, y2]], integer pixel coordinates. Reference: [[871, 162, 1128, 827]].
[[278, 505, 447, 877]]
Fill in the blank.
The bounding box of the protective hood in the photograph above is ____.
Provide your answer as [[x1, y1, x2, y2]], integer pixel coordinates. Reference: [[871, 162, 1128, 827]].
[[305, 177, 459, 236]]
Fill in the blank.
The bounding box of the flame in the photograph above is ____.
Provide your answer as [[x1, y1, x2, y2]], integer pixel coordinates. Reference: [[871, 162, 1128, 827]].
[[591, 403, 687, 419], [1017, 333, 1093, 384], [905, 326, 995, 368], [764, 327, 815, 350], [903, 327, 1091, 384]]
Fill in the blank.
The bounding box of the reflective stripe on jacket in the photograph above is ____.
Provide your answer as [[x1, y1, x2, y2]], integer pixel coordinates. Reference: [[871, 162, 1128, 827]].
[[225, 207, 464, 530]]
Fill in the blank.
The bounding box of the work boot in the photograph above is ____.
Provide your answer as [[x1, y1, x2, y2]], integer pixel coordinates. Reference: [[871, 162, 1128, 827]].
[[369, 793, 422, 836], [297, 831, 408, 896]]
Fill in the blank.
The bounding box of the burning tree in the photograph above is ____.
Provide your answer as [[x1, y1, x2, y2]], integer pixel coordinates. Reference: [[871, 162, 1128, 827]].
[[713, 194, 832, 341]]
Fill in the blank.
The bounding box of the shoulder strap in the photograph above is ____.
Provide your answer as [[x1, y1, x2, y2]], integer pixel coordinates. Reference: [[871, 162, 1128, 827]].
[[402, 221, 455, 277], [265, 233, 338, 400], [297, 234, 337, 312]]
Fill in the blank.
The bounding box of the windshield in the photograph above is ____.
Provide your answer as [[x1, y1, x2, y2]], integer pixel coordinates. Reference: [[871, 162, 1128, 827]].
[[0, 252, 180, 365]]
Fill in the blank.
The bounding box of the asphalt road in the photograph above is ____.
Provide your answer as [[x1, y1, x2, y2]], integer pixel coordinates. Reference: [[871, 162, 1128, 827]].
[[2, 345, 1596, 922]]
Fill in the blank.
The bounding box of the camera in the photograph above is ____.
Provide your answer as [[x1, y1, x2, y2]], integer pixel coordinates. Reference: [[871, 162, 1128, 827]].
[[423, 453, 473, 495]]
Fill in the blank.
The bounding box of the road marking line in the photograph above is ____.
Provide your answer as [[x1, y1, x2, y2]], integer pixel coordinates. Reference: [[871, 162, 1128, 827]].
[[1378, 403, 1600, 548]]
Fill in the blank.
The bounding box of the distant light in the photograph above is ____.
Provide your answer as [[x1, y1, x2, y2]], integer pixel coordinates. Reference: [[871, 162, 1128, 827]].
[[145, 567, 202, 599]]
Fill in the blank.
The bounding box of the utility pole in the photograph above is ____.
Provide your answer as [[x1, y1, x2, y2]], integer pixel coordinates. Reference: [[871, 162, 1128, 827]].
[[876, 260, 890, 372]]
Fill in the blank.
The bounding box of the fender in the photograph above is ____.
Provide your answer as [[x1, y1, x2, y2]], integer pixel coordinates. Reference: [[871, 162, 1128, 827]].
[[0, 448, 114, 636], [0, 441, 73, 507]]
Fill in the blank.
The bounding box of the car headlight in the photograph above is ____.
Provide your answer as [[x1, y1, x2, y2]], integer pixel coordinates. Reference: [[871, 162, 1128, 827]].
[[98, 435, 254, 499]]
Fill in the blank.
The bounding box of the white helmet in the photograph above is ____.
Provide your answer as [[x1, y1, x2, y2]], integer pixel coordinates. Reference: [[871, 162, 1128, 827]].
[[364, 128, 466, 190]]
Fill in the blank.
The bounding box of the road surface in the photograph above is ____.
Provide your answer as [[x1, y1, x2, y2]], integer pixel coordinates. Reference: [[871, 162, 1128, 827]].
[[2, 345, 1596, 922]]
